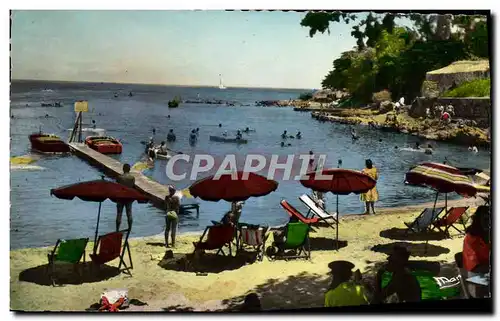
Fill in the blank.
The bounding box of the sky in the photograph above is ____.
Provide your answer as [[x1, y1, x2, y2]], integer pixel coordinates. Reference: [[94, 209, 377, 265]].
[[11, 10, 362, 89]]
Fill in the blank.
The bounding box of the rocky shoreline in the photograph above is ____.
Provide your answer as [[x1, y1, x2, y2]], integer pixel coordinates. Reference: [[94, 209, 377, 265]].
[[311, 109, 490, 147]]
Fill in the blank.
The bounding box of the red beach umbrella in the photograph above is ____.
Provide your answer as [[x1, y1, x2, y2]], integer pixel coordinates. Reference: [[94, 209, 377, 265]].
[[189, 171, 278, 202], [300, 167, 377, 249], [51, 178, 149, 251], [50, 179, 150, 203], [300, 168, 377, 195]]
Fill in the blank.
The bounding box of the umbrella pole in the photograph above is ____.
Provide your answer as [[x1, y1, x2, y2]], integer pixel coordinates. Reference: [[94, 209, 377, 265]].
[[93, 202, 102, 253], [426, 192, 439, 255], [336, 194, 339, 251]]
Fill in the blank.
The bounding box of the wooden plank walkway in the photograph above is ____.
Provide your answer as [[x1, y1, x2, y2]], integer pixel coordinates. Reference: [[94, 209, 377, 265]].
[[69, 143, 174, 207]]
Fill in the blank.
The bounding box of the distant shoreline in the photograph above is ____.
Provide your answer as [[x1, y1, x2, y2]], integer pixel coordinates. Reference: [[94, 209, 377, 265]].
[[10, 79, 313, 92]]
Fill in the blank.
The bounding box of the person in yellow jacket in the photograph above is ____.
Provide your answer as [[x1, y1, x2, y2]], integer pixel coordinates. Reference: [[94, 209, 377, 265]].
[[360, 159, 379, 215], [324, 261, 369, 307]]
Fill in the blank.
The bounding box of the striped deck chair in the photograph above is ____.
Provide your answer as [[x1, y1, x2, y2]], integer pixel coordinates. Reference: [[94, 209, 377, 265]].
[[47, 237, 89, 286], [432, 207, 469, 237], [237, 223, 270, 261], [299, 194, 338, 229], [404, 207, 445, 234]]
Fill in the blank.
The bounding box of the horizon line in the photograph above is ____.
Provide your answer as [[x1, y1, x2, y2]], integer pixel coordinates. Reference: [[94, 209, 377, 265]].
[[11, 78, 317, 91]]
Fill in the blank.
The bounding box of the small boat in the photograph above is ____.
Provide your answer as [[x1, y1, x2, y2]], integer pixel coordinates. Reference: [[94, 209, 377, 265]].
[[85, 136, 123, 154], [29, 133, 70, 154], [219, 74, 226, 90], [168, 97, 180, 108], [66, 127, 106, 135], [150, 148, 171, 160], [209, 136, 248, 144]]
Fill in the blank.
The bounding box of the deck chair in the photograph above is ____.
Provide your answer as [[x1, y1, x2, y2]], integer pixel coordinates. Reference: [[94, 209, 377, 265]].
[[404, 207, 445, 234], [47, 237, 89, 286], [90, 230, 132, 275], [272, 222, 310, 260], [193, 224, 235, 256], [432, 207, 469, 237], [280, 200, 319, 225], [237, 223, 270, 261], [299, 194, 338, 229]]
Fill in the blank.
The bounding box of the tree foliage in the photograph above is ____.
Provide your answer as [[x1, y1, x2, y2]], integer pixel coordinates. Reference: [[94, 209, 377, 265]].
[[302, 12, 489, 104]]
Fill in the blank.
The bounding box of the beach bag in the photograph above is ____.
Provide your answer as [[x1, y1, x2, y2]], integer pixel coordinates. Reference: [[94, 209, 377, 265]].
[[100, 289, 129, 311]]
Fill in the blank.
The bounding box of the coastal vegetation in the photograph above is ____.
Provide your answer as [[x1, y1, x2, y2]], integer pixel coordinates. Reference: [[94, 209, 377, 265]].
[[442, 78, 491, 98], [298, 92, 314, 101], [301, 12, 489, 104]]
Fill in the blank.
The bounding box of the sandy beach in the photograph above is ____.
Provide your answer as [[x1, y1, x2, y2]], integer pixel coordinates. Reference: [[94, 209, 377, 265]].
[[10, 197, 484, 312]]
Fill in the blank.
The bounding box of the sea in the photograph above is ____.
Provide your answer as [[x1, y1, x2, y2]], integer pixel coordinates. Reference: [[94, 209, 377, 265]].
[[10, 80, 491, 249]]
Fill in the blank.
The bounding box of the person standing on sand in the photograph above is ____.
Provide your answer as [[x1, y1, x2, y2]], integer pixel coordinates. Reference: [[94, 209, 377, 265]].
[[116, 164, 135, 231], [164, 185, 180, 248], [360, 159, 379, 215]]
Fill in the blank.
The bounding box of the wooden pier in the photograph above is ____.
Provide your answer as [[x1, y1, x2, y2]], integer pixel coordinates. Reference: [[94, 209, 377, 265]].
[[68, 143, 199, 215]]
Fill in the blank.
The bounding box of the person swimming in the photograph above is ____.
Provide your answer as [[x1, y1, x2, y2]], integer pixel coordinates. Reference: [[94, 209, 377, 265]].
[[281, 130, 288, 139], [296, 131, 302, 139], [167, 129, 176, 142], [351, 128, 359, 140], [158, 141, 167, 154], [167, 115, 171, 119], [92, 119, 96, 129], [415, 142, 421, 150], [425, 144, 433, 155], [394, 146, 399, 149], [222, 130, 228, 137], [244, 127, 250, 133], [189, 129, 197, 143], [152, 128, 156, 136], [236, 130, 243, 140], [196, 128, 200, 136], [281, 141, 285, 147], [219, 123, 222, 127]]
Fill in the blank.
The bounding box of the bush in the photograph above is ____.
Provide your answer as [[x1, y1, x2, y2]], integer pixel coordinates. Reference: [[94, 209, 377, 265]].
[[442, 78, 491, 97], [421, 80, 440, 98], [298, 92, 313, 101], [372, 90, 392, 103]]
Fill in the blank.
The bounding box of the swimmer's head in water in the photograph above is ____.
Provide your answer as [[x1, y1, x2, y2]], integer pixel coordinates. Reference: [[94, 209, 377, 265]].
[[281, 142, 285, 147], [161, 141, 165, 146], [169, 129, 173, 133], [309, 150, 313, 155], [395, 146, 398, 149], [427, 144, 432, 148], [219, 124, 222, 127], [365, 159, 373, 169]]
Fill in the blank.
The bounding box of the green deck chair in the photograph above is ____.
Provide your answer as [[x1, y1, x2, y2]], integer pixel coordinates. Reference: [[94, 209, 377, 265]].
[[273, 222, 311, 260], [381, 269, 461, 301], [47, 238, 89, 286]]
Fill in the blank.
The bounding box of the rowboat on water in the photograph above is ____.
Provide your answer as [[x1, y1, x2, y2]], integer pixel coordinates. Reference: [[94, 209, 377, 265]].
[[29, 133, 70, 154], [209, 136, 248, 144], [85, 136, 123, 154]]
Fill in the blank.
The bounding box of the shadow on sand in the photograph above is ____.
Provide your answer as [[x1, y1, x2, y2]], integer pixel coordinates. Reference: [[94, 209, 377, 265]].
[[379, 228, 447, 241], [371, 241, 450, 257], [158, 250, 253, 274], [310, 237, 348, 251], [19, 262, 121, 286]]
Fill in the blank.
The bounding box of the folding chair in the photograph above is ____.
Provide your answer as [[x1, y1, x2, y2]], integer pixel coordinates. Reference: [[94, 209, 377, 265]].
[[299, 194, 338, 229], [192, 224, 235, 256], [47, 237, 89, 286], [404, 207, 445, 234], [432, 207, 469, 237], [271, 222, 310, 260], [237, 223, 270, 261], [280, 200, 320, 225], [90, 230, 132, 275]]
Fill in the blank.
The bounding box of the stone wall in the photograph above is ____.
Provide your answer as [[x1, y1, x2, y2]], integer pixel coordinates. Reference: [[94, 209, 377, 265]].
[[426, 71, 490, 94], [410, 97, 491, 127]]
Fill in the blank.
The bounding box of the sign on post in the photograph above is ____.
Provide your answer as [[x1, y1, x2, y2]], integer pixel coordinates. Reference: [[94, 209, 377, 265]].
[[74, 101, 89, 112]]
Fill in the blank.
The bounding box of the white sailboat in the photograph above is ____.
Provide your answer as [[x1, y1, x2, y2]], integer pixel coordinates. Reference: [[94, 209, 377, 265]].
[[218, 74, 226, 90]]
